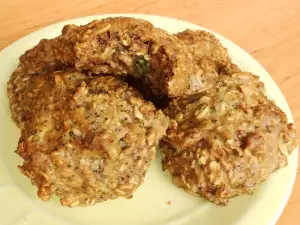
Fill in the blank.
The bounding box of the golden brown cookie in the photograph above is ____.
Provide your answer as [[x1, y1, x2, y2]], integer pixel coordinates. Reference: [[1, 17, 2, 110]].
[[19, 17, 213, 98], [161, 72, 297, 205], [13, 70, 169, 207]]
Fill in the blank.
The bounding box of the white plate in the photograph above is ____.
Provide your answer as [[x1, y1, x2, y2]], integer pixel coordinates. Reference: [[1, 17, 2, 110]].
[[0, 14, 298, 225]]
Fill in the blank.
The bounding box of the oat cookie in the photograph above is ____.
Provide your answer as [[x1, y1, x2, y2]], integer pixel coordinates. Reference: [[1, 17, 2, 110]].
[[14, 70, 169, 206], [161, 72, 297, 205]]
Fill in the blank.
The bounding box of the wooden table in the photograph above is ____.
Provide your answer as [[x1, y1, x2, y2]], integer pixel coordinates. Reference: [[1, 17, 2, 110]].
[[0, 0, 299, 224]]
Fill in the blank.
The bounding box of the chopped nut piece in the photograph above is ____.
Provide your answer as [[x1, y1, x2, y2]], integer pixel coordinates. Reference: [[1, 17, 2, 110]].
[[194, 105, 209, 120]]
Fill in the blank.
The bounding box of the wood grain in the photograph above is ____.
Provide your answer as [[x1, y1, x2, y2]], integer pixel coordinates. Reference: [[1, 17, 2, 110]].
[[0, 0, 299, 224]]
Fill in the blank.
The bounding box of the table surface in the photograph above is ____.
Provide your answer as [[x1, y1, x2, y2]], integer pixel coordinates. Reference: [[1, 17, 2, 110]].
[[0, 0, 299, 224]]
